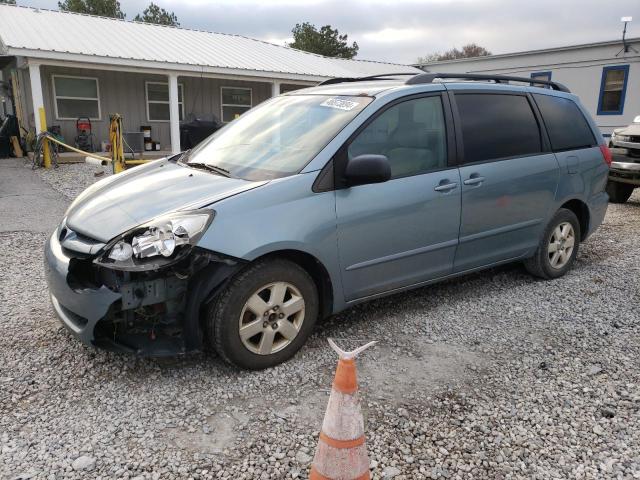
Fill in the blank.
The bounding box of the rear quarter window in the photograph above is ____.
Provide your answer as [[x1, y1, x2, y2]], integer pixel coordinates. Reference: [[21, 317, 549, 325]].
[[455, 93, 542, 164], [533, 94, 596, 151]]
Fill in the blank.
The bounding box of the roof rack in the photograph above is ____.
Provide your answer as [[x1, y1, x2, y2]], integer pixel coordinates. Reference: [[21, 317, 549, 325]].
[[317, 72, 416, 85], [405, 72, 571, 92]]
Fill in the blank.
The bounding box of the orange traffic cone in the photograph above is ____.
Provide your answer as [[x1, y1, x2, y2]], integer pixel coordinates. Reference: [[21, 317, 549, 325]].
[[309, 338, 377, 480]]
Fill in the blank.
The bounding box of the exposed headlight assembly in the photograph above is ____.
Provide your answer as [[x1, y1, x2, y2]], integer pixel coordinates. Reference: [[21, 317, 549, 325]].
[[96, 209, 214, 271]]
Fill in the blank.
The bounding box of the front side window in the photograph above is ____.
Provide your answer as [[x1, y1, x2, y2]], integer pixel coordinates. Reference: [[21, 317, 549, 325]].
[[221, 87, 252, 122], [598, 65, 629, 115], [348, 96, 447, 178], [456, 93, 541, 164], [146, 82, 184, 122], [53, 75, 100, 120], [533, 94, 595, 151], [187, 94, 372, 181]]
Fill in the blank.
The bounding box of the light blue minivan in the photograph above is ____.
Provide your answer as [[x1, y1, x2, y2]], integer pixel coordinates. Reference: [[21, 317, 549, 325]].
[[45, 73, 610, 369]]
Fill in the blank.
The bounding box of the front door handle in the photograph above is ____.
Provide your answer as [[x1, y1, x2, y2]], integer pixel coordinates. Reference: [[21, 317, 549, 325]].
[[463, 175, 485, 186], [434, 182, 458, 192]]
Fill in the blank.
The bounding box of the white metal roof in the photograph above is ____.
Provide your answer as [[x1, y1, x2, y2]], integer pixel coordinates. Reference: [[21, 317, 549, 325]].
[[0, 4, 420, 81]]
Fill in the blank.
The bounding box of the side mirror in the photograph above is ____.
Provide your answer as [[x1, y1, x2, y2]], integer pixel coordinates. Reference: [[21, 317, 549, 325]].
[[344, 154, 391, 187]]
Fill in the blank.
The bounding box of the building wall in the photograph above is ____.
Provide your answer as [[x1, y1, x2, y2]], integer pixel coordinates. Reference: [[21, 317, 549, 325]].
[[421, 40, 640, 135], [25, 65, 285, 149], [39, 66, 167, 149], [280, 83, 309, 93], [179, 75, 273, 127]]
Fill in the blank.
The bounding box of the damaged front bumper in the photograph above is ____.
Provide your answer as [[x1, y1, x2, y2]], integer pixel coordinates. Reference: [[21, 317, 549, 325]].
[[44, 223, 240, 356]]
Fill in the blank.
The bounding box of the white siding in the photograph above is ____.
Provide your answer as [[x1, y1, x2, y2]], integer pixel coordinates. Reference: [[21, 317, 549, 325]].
[[34, 66, 276, 149], [421, 40, 640, 135]]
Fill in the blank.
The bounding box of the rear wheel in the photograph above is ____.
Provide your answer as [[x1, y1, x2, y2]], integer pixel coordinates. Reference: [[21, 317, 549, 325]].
[[524, 208, 580, 279], [205, 258, 318, 369], [606, 181, 634, 204]]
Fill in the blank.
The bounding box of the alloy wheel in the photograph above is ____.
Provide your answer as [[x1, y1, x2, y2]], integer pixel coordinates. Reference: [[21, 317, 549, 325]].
[[548, 221, 575, 269], [238, 282, 305, 355]]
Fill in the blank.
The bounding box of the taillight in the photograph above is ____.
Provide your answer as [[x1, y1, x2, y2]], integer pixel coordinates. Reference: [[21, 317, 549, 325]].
[[599, 144, 612, 167]]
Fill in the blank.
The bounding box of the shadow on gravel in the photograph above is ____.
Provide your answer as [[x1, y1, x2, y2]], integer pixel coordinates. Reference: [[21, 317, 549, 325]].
[[51, 228, 615, 400], [76, 261, 557, 378]]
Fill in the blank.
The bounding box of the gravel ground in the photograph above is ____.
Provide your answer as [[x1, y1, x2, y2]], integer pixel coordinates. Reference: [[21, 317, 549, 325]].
[[33, 162, 113, 200], [1, 164, 639, 480]]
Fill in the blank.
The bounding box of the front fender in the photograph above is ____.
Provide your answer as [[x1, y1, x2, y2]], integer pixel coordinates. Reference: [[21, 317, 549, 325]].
[[195, 172, 346, 312]]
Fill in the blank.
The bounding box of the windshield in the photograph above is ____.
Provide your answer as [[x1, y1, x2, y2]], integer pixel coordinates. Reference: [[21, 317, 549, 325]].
[[186, 94, 373, 181]]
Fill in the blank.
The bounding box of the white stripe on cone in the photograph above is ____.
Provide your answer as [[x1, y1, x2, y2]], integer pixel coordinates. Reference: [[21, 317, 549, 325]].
[[313, 442, 369, 479], [322, 389, 365, 441]]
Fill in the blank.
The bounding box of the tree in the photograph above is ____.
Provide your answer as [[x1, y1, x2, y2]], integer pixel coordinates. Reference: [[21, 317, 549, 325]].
[[1, 0, 17, 4], [288, 22, 358, 59], [58, 0, 125, 19], [417, 43, 491, 64], [134, 2, 179, 26]]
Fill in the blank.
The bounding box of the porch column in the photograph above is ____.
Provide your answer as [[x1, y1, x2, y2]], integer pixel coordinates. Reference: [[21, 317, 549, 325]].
[[28, 62, 44, 133], [271, 80, 280, 97], [168, 73, 181, 154]]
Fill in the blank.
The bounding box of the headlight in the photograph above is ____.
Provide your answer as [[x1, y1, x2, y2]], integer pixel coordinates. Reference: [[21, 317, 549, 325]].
[[96, 209, 214, 271]]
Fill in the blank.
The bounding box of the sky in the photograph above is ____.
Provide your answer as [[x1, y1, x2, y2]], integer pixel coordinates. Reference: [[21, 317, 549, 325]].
[[19, 0, 640, 64]]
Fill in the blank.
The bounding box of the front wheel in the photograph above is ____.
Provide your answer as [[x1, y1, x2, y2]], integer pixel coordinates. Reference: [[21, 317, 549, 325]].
[[606, 181, 634, 204], [524, 208, 580, 279], [205, 258, 318, 369]]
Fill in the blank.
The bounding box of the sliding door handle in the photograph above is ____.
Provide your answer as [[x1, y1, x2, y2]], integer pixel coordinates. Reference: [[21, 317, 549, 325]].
[[434, 182, 458, 192], [463, 176, 485, 186]]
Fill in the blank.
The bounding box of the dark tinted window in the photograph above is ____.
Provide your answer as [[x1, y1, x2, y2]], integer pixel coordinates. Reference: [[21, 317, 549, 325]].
[[456, 94, 541, 164], [348, 96, 447, 178], [534, 94, 596, 151]]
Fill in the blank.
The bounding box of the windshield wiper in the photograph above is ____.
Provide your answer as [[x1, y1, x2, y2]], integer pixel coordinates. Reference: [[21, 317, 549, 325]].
[[187, 162, 233, 178]]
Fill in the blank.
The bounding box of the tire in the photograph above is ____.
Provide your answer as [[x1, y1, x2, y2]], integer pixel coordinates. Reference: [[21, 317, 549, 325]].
[[205, 258, 318, 369], [524, 208, 580, 280], [606, 181, 634, 204]]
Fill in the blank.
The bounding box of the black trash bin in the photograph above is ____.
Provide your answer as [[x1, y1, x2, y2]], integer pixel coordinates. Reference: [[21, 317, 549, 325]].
[[0, 115, 20, 158], [180, 113, 222, 150]]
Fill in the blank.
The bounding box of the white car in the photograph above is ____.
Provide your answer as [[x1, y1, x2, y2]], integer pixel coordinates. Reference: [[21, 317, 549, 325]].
[[610, 115, 640, 152], [607, 115, 640, 203]]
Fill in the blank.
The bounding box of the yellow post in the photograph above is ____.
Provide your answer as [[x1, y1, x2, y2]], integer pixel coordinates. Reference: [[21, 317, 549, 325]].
[[38, 107, 51, 169], [110, 114, 126, 174]]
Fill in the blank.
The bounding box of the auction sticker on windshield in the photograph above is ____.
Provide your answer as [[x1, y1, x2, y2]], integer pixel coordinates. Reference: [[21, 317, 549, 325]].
[[320, 98, 360, 111]]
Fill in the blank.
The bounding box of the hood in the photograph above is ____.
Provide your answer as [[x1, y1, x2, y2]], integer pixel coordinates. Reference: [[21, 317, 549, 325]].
[[66, 159, 266, 242], [617, 123, 640, 136]]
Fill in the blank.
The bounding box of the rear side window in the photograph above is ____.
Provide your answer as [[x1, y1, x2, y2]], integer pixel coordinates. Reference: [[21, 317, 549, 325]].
[[533, 94, 596, 151], [455, 94, 541, 164]]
